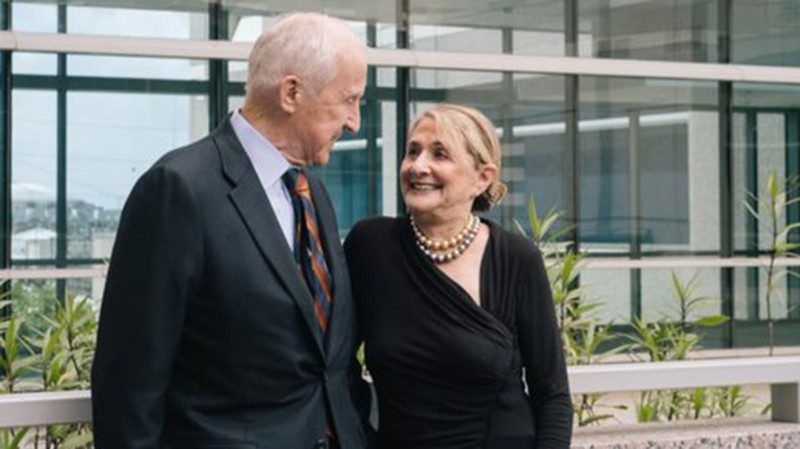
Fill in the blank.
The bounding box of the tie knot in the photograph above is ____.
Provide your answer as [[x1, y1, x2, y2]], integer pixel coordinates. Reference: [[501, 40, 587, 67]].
[[282, 168, 310, 195]]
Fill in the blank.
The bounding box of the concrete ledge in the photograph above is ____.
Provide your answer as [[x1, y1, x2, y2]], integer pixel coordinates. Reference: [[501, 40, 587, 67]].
[[571, 417, 800, 449]]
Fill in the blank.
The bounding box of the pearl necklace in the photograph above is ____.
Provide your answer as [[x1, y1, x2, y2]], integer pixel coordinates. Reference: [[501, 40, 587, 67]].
[[410, 214, 480, 264]]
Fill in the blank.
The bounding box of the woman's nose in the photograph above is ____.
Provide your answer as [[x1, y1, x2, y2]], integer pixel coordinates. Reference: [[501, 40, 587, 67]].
[[410, 154, 432, 175]]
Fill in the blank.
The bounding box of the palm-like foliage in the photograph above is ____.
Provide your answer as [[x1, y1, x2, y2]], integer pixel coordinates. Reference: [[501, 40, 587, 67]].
[[743, 170, 800, 355], [1, 284, 97, 449], [625, 271, 738, 422]]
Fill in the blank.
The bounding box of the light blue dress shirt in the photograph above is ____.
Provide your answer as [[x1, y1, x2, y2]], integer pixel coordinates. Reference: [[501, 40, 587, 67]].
[[230, 110, 295, 251]]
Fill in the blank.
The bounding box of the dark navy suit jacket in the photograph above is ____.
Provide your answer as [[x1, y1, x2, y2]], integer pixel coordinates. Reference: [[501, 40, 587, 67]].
[[92, 116, 371, 449]]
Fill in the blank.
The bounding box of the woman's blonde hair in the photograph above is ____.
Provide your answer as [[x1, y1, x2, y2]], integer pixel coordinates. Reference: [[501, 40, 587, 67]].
[[408, 104, 507, 212]]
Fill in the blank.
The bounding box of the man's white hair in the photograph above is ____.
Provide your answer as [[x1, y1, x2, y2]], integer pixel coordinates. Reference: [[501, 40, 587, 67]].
[[245, 12, 363, 106]]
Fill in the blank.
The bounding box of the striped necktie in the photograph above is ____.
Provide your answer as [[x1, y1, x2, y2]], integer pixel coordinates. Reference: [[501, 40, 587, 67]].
[[282, 168, 333, 333]]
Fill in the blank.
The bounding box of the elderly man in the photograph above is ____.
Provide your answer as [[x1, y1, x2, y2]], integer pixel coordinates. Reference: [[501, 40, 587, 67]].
[[92, 13, 371, 449]]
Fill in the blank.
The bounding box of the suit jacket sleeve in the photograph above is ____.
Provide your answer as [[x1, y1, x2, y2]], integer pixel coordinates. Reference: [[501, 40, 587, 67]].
[[92, 165, 203, 449]]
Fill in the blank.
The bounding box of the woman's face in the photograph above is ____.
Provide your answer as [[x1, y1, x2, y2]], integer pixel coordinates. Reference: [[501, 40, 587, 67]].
[[400, 117, 494, 222]]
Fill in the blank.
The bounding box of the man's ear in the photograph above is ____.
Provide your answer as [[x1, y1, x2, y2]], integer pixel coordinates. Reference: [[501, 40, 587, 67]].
[[279, 75, 301, 114]]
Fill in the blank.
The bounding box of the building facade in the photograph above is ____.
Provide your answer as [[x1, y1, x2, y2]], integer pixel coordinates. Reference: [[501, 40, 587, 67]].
[[3, 0, 800, 348]]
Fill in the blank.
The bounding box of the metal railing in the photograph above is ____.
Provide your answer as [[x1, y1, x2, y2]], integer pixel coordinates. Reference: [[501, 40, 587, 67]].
[[1, 356, 798, 428]]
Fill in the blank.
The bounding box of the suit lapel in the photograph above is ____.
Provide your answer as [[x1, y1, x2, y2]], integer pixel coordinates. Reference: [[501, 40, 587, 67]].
[[213, 118, 325, 356]]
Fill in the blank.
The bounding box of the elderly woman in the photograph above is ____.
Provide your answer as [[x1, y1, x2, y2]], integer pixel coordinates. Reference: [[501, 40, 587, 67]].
[[344, 104, 573, 449]]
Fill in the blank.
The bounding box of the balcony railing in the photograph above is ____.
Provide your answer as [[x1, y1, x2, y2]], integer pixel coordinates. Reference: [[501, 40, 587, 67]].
[[2, 356, 798, 428]]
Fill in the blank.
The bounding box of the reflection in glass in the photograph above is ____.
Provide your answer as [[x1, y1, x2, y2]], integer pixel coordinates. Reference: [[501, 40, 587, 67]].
[[12, 90, 57, 262], [641, 267, 722, 322], [581, 268, 631, 323], [578, 0, 719, 63], [732, 1, 800, 67], [410, 25, 502, 53], [66, 92, 209, 259], [732, 83, 800, 322], [579, 77, 718, 254], [409, 0, 564, 56]]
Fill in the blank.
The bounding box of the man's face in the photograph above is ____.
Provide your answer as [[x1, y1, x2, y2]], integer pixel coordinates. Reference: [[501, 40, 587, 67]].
[[291, 50, 367, 166]]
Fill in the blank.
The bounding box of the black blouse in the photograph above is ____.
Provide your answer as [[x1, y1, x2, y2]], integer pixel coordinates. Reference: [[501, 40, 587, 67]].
[[344, 217, 572, 449]]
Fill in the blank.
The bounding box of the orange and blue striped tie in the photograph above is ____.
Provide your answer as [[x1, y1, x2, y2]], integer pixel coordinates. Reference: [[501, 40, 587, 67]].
[[282, 168, 333, 333]]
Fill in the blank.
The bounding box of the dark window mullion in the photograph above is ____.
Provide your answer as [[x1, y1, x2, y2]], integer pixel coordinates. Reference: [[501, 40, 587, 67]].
[[209, 3, 228, 130], [395, 0, 410, 216], [718, 0, 734, 347], [56, 3, 67, 300]]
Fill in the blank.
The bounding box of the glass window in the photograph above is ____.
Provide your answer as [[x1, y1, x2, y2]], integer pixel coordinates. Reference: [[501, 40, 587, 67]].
[[732, 1, 800, 67], [513, 74, 569, 228], [731, 83, 800, 325], [11, 279, 57, 335], [410, 0, 564, 56], [732, 83, 800, 253], [66, 92, 209, 259], [223, 3, 387, 45], [640, 267, 723, 323], [578, 0, 719, 63], [579, 76, 719, 255], [733, 266, 792, 330], [13, 53, 58, 76], [12, 89, 57, 262], [12, 2, 57, 33], [68, 55, 208, 80], [67, 6, 208, 39], [580, 267, 632, 323], [410, 25, 502, 53]]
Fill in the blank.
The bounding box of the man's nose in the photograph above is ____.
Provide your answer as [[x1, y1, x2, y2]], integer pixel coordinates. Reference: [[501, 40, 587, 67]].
[[344, 103, 361, 134]]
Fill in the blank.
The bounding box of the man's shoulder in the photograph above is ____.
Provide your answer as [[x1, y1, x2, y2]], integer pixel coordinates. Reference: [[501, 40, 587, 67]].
[[152, 134, 217, 173], [126, 134, 223, 201]]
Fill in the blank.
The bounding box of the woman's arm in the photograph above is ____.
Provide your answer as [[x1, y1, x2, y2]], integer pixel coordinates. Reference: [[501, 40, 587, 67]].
[[516, 246, 573, 449]]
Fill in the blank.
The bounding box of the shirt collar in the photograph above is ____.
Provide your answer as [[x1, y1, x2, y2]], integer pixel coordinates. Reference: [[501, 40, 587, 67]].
[[230, 109, 292, 187]]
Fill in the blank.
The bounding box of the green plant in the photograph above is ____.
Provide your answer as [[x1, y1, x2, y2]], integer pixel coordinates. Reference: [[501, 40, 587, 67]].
[[1, 427, 28, 449], [625, 271, 734, 422], [743, 170, 800, 355], [711, 385, 753, 418], [0, 284, 97, 449]]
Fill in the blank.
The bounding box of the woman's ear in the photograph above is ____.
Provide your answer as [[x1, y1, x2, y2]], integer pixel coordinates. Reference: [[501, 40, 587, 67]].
[[278, 75, 301, 114], [476, 163, 498, 195]]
